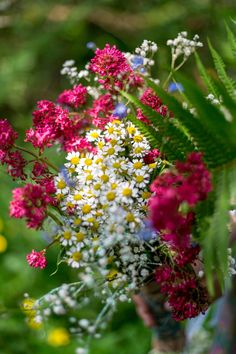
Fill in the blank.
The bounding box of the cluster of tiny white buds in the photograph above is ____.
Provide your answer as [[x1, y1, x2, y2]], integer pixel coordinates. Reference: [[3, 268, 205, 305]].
[[206, 93, 221, 105], [135, 40, 158, 57], [61, 60, 80, 84], [167, 31, 203, 60], [61, 60, 89, 84], [228, 248, 236, 276]]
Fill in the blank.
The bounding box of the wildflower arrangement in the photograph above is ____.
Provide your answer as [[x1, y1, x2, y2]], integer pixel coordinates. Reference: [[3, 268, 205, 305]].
[[2, 28, 236, 353]]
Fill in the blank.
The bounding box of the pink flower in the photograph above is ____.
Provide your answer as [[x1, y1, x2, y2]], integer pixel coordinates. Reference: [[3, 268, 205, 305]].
[[149, 152, 212, 251], [57, 84, 87, 109], [25, 100, 72, 150], [4, 150, 27, 180], [0, 119, 18, 151], [143, 149, 160, 164], [26, 249, 47, 269], [32, 161, 48, 178], [155, 264, 209, 321], [137, 88, 172, 123], [10, 184, 55, 229], [89, 44, 131, 78], [87, 93, 114, 129]]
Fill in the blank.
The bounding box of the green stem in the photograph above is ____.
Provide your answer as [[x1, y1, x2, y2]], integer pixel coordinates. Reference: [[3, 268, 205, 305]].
[[14, 144, 59, 172], [14, 144, 38, 159], [47, 211, 63, 226]]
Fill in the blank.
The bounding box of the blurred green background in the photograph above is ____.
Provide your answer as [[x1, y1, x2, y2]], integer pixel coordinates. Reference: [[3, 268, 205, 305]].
[[1, 1, 236, 353]]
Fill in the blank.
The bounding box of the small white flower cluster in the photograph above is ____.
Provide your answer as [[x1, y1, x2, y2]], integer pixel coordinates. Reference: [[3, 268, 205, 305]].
[[206, 93, 221, 105], [135, 40, 158, 57], [61, 60, 89, 84], [228, 248, 236, 276], [35, 283, 80, 318], [167, 31, 203, 60]]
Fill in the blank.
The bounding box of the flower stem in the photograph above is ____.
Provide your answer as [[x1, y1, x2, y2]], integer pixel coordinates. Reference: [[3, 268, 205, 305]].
[[47, 211, 63, 226], [14, 144, 59, 172]]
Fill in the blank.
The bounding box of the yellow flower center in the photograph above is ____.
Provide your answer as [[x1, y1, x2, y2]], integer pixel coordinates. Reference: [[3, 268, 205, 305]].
[[82, 204, 92, 214], [126, 213, 135, 222], [72, 251, 82, 262], [134, 147, 143, 154], [57, 180, 66, 189], [94, 183, 101, 190], [133, 161, 143, 169], [136, 175, 144, 183], [106, 147, 115, 155], [63, 231, 71, 240], [127, 126, 136, 134], [90, 131, 99, 139], [86, 174, 93, 181], [113, 162, 121, 169], [142, 191, 151, 199], [84, 158, 92, 166], [73, 218, 82, 225], [107, 126, 114, 134], [133, 135, 143, 143], [76, 232, 85, 242], [95, 158, 103, 164], [106, 191, 116, 201], [73, 193, 83, 201], [70, 156, 80, 165], [100, 174, 109, 183], [110, 139, 118, 146], [122, 188, 132, 197]]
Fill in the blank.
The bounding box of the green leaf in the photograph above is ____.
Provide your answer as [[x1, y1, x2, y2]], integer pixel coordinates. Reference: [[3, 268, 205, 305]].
[[208, 39, 236, 98], [203, 168, 230, 295]]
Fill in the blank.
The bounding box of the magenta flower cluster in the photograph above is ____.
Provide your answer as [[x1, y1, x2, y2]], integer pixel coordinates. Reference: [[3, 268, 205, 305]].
[[150, 152, 212, 251], [57, 84, 87, 109], [150, 152, 212, 320], [137, 88, 171, 123], [0, 119, 27, 180], [26, 249, 47, 269], [155, 264, 209, 321], [10, 184, 55, 229]]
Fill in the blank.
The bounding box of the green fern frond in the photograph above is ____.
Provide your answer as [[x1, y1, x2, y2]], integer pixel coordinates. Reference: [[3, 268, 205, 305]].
[[208, 39, 236, 98], [194, 52, 219, 98], [146, 79, 233, 167], [226, 24, 236, 59], [122, 91, 194, 161]]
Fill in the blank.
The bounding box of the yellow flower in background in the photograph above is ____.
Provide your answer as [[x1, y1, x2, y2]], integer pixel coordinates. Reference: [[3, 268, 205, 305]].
[[21, 298, 36, 316], [0, 235, 7, 253], [47, 327, 70, 347], [27, 316, 43, 330]]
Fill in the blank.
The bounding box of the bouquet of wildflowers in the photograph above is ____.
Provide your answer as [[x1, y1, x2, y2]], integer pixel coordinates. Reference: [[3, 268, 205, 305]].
[[2, 29, 236, 353]]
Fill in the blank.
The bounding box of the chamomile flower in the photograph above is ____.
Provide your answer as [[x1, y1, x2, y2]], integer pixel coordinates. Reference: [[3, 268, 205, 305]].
[[54, 176, 70, 194], [66, 152, 81, 168], [86, 129, 101, 142], [67, 246, 83, 268], [134, 170, 150, 188], [59, 228, 76, 246]]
